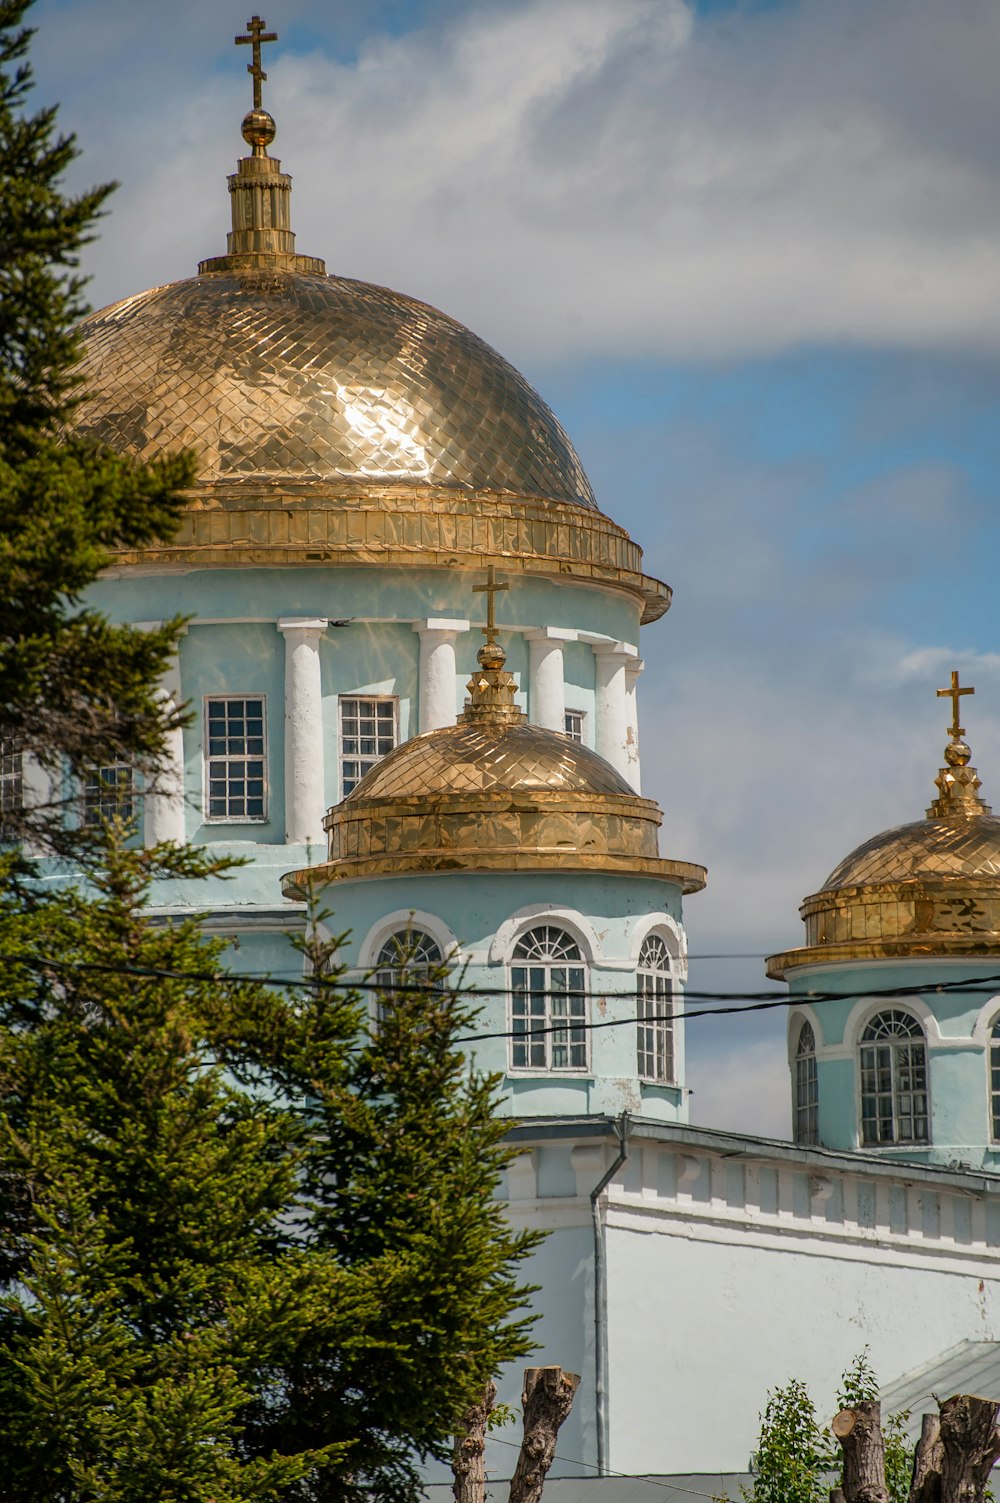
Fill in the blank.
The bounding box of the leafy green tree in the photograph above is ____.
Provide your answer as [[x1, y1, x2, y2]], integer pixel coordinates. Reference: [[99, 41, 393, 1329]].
[[742, 1353, 913, 1503], [0, 843, 540, 1502], [0, 0, 194, 850]]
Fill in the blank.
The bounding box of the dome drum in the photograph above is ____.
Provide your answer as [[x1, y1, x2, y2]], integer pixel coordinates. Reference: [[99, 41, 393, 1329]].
[[293, 789, 704, 890], [767, 876, 1000, 977]]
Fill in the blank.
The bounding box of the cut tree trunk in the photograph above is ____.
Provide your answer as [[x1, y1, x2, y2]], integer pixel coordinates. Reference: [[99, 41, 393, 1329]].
[[910, 1412, 944, 1503], [937, 1395, 1000, 1503], [452, 1380, 497, 1503], [508, 1366, 581, 1503], [833, 1401, 889, 1503]]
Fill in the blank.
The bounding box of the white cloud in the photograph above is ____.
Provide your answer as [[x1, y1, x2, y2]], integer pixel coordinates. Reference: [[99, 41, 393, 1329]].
[[688, 1036, 790, 1138], [50, 0, 1000, 359]]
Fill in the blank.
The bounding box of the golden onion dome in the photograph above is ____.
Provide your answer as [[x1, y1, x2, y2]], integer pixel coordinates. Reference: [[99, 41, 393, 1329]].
[[284, 618, 705, 895], [768, 676, 1000, 977], [71, 80, 670, 623]]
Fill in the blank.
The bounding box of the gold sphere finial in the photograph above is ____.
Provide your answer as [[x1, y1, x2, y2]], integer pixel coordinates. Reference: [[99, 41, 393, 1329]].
[[242, 108, 276, 150]]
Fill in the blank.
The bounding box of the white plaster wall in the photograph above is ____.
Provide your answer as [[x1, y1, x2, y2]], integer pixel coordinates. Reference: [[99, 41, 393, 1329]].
[[503, 1130, 1000, 1478]]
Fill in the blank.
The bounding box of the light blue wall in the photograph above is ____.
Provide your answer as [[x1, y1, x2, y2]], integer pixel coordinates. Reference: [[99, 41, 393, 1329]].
[[787, 960, 1000, 1168], [311, 868, 691, 1121]]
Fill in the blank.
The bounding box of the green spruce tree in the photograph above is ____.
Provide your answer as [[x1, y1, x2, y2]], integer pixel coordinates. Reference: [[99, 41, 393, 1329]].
[[0, 843, 540, 1501], [0, 0, 194, 851]]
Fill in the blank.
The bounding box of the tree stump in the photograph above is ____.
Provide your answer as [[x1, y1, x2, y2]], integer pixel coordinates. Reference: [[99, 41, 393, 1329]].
[[938, 1395, 1000, 1503], [508, 1366, 581, 1503], [833, 1401, 889, 1503], [910, 1412, 944, 1503], [452, 1380, 497, 1503]]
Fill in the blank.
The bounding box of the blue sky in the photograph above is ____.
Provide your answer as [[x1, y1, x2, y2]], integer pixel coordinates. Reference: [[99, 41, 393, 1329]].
[[28, 0, 1000, 1132]]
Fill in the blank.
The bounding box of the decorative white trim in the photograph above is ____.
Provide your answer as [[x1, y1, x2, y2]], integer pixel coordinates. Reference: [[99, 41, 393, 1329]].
[[970, 997, 1000, 1048], [843, 993, 943, 1049], [488, 904, 602, 965], [627, 913, 687, 973], [788, 1002, 824, 1060], [357, 909, 462, 970]]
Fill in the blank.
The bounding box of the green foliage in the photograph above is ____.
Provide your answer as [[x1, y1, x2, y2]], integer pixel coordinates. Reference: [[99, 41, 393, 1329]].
[[0, 844, 540, 1501], [743, 1353, 913, 1503], [743, 1378, 829, 1503], [0, 0, 194, 851]]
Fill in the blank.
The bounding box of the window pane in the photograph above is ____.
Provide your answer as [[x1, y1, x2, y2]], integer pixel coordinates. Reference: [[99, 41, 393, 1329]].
[[204, 697, 268, 820]]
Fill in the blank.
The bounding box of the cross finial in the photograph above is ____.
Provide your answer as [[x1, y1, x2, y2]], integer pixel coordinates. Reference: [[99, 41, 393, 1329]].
[[236, 15, 278, 111], [937, 669, 974, 740], [473, 564, 509, 645]]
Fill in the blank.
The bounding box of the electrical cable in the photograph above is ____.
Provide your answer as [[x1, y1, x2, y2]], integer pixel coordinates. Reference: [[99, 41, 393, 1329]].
[[487, 1435, 734, 1499], [1, 950, 1000, 1046]]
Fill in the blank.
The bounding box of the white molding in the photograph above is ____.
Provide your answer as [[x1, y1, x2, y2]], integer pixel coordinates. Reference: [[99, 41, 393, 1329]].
[[842, 993, 944, 1048], [626, 913, 687, 974], [488, 904, 603, 965], [356, 909, 462, 970]]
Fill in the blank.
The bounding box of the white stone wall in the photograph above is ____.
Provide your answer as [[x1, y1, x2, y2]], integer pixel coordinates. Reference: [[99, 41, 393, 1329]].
[[500, 1123, 1000, 1478]]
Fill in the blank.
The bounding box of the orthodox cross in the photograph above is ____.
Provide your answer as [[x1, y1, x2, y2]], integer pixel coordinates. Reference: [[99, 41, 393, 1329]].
[[937, 669, 974, 739], [473, 565, 509, 644], [236, 15, 277, 111]]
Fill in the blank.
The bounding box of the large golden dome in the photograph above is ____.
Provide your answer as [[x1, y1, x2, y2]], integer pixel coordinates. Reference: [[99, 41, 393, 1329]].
[[285, 631, 705, 894], [768, 687, 1000, 976], [72, 108, 670, 622], [73, 273, 596, 506]]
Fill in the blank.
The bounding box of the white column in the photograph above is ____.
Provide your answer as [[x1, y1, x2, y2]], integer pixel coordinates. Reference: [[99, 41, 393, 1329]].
[[525, 629, 573, 733], [137, 622, 187, 847], [624, 656, 644, 793], [593, 643, 634, 784], [412, 618, 468, 732], [278, 618, 328, 848]]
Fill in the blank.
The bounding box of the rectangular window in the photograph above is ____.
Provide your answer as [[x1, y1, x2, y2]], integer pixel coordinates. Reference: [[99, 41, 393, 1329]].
[[205, 697, 267, 821], [510, 963, 588, 1071], [0, 744, 23, 838], [339, 696, 397, 796], [637, 972, 673, 1083], [83, 764, 134, 825], [564, 709, 585, 743], [795, 1055, 819, 1145]]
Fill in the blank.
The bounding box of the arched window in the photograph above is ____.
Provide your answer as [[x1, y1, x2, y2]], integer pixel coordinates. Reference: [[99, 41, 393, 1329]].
[[636, 934, 673, 1084], [859, 1010, 929, 1145], [510, 926, 587, 1072], [794, 1021, 818, 1146], [373, 928, 444, 1019], [989, 1015, 1000, 1142]]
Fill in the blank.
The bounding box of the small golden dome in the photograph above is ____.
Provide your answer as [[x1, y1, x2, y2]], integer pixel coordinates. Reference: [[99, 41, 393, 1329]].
[[768, 679, 1000, 977], [285, 624, 705, 895]]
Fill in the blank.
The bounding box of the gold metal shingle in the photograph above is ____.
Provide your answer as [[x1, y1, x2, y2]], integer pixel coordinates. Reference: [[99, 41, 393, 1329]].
[[72, 273, 597, 507]]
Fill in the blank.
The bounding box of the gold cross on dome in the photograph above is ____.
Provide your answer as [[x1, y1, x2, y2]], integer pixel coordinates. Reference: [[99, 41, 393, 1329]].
[[236, 15, 277, 111], [937, 669, 974, 739], [473, 564, 509, 643]]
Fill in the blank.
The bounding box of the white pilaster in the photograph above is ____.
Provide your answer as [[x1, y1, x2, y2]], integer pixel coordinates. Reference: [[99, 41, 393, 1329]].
[[525, 628, 574, 733], [624, 656, 644, 792], [593, 643, 634, 784], [137, 623, 187, 847], [412, 618, 468, 732], [278, 618, 328, 848]]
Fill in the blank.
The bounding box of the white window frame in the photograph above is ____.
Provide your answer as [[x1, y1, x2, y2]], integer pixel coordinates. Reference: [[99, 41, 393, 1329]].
[[509, 924, 589, 1073], [339, 695, 398, 798], [0, 743, 23, 834], [564, 708, 586, 744], [636, 932, 674, 1084], [372, 926, 445, 1024], [989, 1014, 1000, 1143], [794, 1020, 818, 1145], [82, 763, 135, 826], [203, 695, 268, 823], [859, 1008, 929, 1146]]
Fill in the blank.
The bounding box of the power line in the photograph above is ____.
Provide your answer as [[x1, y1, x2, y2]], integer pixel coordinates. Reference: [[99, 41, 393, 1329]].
[[1, 950, 999, 1046], [487, 1435, 735, 1500]]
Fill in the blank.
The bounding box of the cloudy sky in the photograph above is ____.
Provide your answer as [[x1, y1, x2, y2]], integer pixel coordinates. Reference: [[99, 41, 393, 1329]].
[[28, 0, 1000, 1135]]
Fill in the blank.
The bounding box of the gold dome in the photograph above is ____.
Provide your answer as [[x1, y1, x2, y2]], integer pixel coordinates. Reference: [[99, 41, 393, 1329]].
[[768, 681, 1000, 977], [285, 628, 705, 894], [71, 91, 670, 622]]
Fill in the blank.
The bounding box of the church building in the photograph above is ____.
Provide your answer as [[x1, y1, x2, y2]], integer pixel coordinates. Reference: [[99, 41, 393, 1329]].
[[53, 20, 1000, 1484]]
